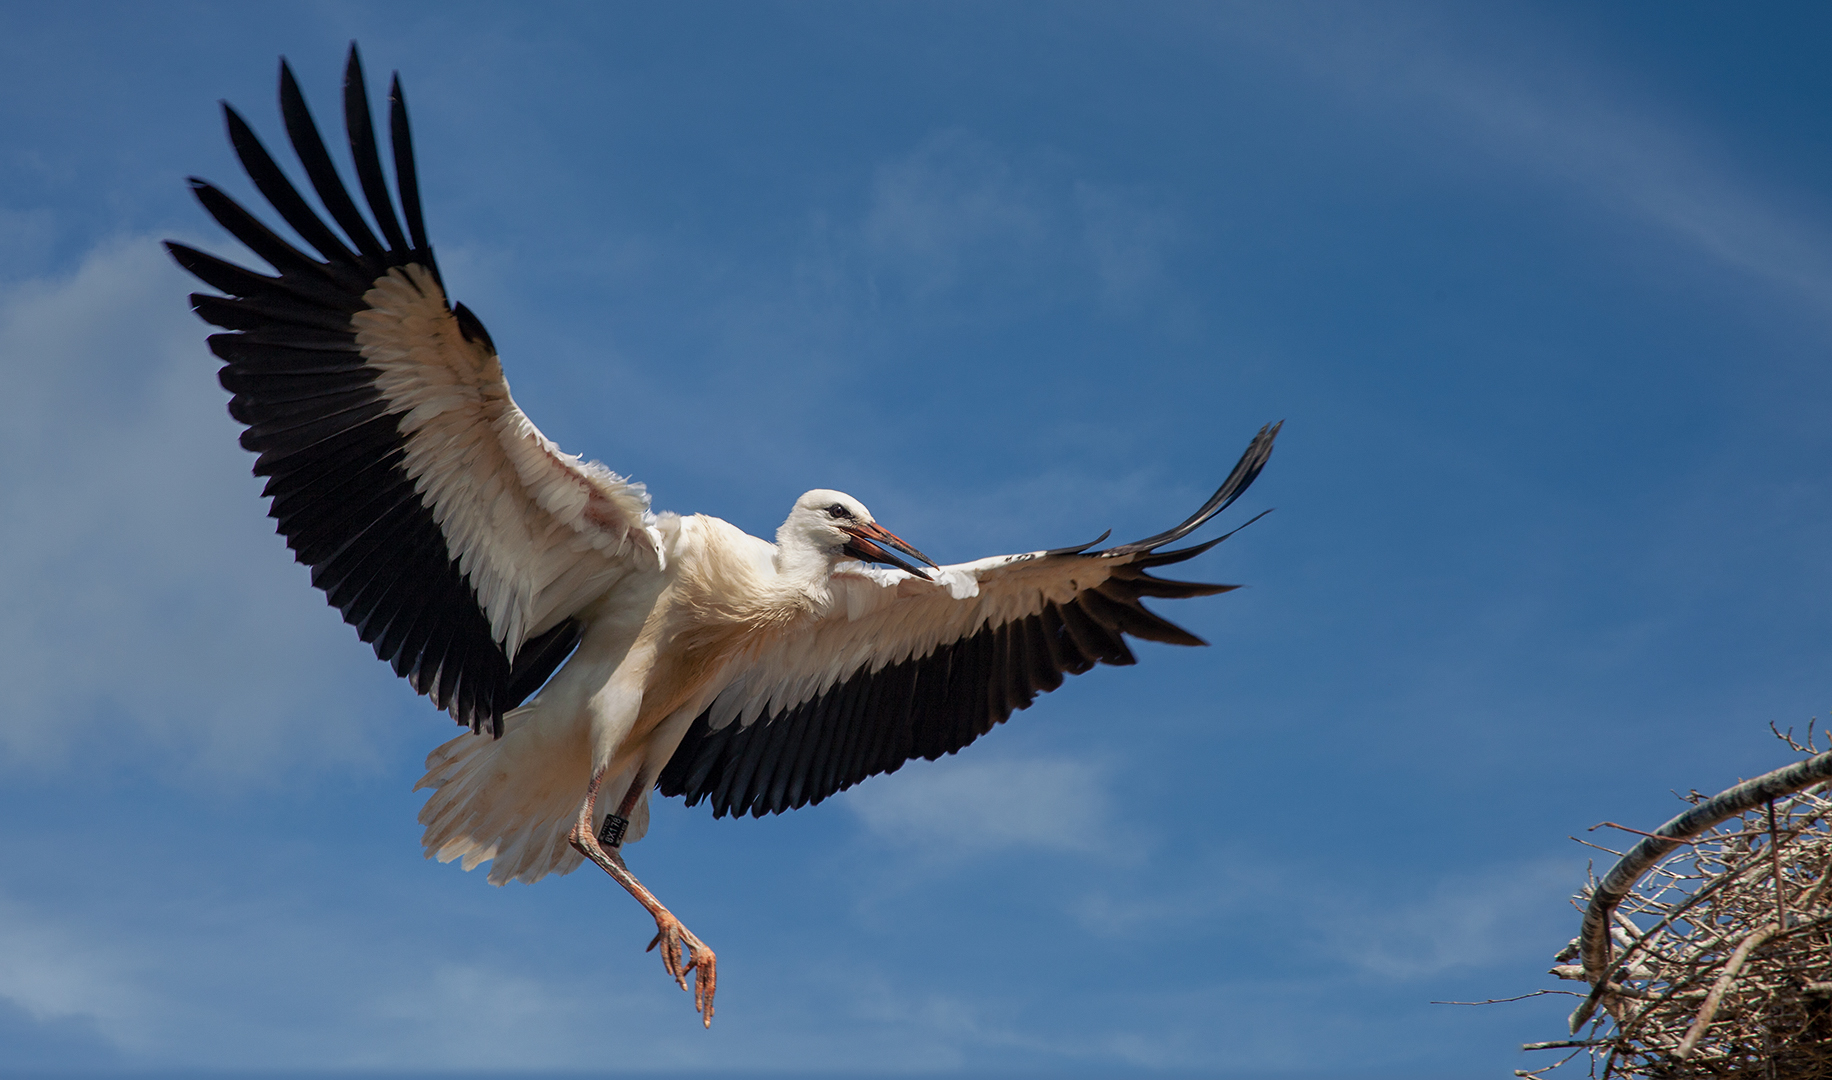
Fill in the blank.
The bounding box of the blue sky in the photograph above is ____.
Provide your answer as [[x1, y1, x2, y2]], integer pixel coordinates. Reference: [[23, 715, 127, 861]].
[[3, 2, 1832, 1076]]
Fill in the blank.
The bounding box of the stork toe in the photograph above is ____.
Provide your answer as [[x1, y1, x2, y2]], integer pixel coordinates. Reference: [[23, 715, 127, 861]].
[[647, 916, 716, 1026]]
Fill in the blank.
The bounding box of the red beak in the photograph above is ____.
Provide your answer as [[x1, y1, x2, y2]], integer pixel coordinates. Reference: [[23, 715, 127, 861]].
[[841, 521, 940, 579]]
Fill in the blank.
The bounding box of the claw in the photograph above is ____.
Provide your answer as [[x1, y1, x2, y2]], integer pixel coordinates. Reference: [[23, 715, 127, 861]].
[[694, 946, 717, 1028], [571, 801, 716, 1026], [646, 916, 717, 1026]]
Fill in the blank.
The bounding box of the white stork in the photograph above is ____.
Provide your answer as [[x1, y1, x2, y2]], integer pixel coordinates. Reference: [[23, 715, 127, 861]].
[[167, 47, 1279, 1028]]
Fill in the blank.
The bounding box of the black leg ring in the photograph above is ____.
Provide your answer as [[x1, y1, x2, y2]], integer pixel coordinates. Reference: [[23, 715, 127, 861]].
[[598, 813, 629, 848]]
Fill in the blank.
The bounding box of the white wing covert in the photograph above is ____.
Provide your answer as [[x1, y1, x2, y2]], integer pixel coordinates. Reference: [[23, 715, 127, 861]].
[[656, 424, 1278, 817], [166, 48, 658, 735]]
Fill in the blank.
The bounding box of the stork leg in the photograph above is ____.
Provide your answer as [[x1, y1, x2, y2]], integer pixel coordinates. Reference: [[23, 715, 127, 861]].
[[569, 767, 717, 1027]]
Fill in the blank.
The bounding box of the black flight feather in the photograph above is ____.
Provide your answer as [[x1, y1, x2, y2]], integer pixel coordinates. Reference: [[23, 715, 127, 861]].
[[343, 46, 409, 254], [278, 60, 388, 267], [658, 424, 1276, 814], [168, 49, 553, 737]]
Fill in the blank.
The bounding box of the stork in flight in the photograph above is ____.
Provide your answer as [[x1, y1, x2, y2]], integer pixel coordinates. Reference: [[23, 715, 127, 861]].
[[167, 47, 1279, 1028]]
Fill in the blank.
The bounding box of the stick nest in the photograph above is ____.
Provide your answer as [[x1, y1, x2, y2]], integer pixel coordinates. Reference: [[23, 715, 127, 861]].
[[1535, 728, 1832, 1079]]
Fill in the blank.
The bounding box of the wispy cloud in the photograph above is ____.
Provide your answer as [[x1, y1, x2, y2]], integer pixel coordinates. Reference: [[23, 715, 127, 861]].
[[1069, 841, 1576, 982], [1305, 856, 1577, 980], [861, 129, 1054, 304], [0, 891, 149, 1048], [1074, 180, 1181, 315], [1228, 5, 1832, 316], [793, 129, 1189, 330], [843, 753, 1122, 857], [0, 237, 392, 779], [1068, 849, 1275, 939], [351, 961, 660, 1069], [0, 881, 664, 1069]]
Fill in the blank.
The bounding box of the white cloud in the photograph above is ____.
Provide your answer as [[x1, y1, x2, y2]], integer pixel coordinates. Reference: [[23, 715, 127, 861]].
[[843, 754, 1120, 856], [789, 129, 1188, 328], [862, 129, 1055, 302], [0, 881, 658, 1069], [1229, 6, 1832, 315], [350, 960, 652, 1069], [1075, 180, 1181, 315], [0, 237, 394, 779], [1067, 841, 1578, 984], [1315, 857, 1575, 979], [1069, 852, 1272, 939], [0, 891, 149, 1043], [832, 975, 1062, 1065]]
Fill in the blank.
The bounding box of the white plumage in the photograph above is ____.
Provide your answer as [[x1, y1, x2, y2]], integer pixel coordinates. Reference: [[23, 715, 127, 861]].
[[358, 264, 660, 654], [168, 47, 1277, 1028]]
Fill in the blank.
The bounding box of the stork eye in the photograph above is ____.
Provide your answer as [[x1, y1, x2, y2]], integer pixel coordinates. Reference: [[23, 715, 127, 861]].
[[827, 503, 851, 520]]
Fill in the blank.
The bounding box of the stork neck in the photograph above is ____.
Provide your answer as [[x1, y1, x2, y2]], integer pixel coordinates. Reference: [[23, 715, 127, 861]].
[[770, 541, 839, 609]]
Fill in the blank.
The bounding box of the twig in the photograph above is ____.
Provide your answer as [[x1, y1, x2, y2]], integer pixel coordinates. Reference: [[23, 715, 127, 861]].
[[1794, 856, 1832, 920], [1769, 800, 1787, 929], [1522, 1037, 1616, 1050], [1528, 750, 1832, 1075], [1674, 920, 1782, 1058], [1514, 1044, 1588, 1078], [1570, 749, 1832, 1032], [1433, 989, 1582, 1005], [1670, 908, 1832, 1059], [1600, 843, 1801, 980], [1591, 821, 1699, 845], [1569, 836, 1628, 857]]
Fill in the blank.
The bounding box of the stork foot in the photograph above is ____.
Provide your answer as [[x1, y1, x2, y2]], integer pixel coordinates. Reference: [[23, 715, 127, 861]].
[[569, 774, 716, 1027], [648, 915, 717, 1027]]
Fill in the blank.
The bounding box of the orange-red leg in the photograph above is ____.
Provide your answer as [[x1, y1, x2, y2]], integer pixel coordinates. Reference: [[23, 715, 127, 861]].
[[570, 768, 717, 1027]]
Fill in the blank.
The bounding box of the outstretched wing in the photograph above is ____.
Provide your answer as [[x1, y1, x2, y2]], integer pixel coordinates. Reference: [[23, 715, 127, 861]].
[[657, 423, 1279, 817], [167, 47, 659, 735]]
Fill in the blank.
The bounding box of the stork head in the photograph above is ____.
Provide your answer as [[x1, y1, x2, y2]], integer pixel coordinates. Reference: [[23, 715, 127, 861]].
[[778, 489, 938, 580]]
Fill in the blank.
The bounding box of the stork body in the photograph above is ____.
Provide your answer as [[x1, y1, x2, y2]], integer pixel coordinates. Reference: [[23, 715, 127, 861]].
[[168, 48, 1279, 1029]]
